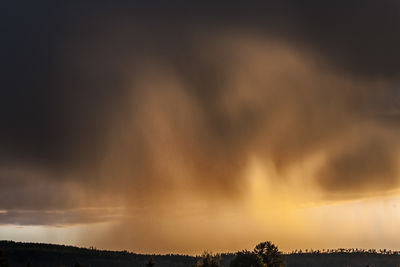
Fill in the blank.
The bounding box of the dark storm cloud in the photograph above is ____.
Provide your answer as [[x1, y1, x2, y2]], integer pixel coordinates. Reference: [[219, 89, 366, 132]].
[[318, 130, 400, 195], [1, 0, 399, 164], [1, 1, 400, 225]]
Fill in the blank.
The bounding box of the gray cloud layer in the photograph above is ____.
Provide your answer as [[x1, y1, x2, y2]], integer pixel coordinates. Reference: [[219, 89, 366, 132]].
[[1, 1, 400, 225]]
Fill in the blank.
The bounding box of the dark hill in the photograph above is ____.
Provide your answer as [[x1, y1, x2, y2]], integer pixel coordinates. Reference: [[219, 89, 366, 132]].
[[0, 241, 201, 267], [1, 241, 400, 267]]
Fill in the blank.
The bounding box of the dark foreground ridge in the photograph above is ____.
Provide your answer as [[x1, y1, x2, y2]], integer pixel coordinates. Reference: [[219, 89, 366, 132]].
[[1, 240, 400, 267]]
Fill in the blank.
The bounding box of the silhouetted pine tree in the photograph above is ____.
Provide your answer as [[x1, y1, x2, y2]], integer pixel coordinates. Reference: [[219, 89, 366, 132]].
[[254, 241, 285, 267]]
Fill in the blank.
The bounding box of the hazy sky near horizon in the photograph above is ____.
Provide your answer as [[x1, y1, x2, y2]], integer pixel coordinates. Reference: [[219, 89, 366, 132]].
[[1, 1, 400, 254]]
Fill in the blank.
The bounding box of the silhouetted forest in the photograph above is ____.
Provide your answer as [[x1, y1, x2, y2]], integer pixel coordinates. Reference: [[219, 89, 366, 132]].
[[1, 241, 400, 267]]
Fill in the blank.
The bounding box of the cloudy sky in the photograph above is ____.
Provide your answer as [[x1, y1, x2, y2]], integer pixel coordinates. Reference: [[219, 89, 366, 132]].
[[1, 1, 400, 254]]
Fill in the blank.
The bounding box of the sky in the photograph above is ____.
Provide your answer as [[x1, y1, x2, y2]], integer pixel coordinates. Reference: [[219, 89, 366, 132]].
[[1, 1, 400, 254]]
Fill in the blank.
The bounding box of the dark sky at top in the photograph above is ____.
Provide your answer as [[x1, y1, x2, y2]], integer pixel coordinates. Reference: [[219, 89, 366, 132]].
[[1, 1, 400, 163]]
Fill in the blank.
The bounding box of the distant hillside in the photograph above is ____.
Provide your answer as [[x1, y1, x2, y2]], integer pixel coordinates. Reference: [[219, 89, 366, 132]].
[[1, 241, 400, 267], [0, 241, 204, 267]]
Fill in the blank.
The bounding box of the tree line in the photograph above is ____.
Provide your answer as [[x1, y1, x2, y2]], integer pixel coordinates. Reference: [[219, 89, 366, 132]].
[[288, 248, 400, 255], [2, 240, 400, 267], [145, 241, 285, 267]]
